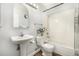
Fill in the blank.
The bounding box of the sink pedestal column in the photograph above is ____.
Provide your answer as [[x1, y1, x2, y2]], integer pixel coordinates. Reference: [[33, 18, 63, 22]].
[[20, 41, 28, 56]]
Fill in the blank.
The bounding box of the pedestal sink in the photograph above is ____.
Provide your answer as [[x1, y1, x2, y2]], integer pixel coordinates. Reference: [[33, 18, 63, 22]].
[[11, 35, 33, 44], [11, 34, 34, 56]]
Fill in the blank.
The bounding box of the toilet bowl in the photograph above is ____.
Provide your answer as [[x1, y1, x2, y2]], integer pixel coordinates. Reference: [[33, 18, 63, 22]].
[[41, 43, 54, 56], [36, 36, 54, 56]]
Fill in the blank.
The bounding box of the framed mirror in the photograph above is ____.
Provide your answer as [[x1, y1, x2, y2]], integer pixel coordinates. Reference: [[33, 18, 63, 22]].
[[13, 4, 29, 29]]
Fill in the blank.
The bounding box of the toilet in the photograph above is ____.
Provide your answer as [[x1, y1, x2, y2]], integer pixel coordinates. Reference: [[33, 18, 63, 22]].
[[36, 36, 55, 56], [41, 43, 54, 56]]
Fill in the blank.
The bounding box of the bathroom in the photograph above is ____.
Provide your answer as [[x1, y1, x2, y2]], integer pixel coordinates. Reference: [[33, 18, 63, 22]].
[[0, 3, 78, 56]]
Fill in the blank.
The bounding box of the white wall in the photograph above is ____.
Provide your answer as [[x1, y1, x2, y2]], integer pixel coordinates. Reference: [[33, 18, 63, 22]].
[[47, 4, 75, 56], [0, 3, 46, 56], [0, 3, 19, 56]]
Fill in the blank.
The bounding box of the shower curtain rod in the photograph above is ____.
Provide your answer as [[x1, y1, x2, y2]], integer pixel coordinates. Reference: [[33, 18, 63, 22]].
[[43, 3, 64, 12]]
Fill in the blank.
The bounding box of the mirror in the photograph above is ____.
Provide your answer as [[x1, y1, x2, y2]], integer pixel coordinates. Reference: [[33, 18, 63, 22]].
[[13, 4, 29, 29]]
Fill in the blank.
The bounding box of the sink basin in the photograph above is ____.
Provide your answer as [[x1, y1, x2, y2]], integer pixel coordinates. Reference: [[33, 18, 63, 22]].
[[11, 35, 33, 44]]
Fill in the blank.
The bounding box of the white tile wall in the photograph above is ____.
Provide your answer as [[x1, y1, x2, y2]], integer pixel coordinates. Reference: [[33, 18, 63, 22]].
[[47, 4, 75, 55]]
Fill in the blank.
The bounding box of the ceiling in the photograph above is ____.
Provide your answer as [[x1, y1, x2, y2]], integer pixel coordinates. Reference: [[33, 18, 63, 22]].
[[26, 3, 61, 12], [37, 3, 60, 11]]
